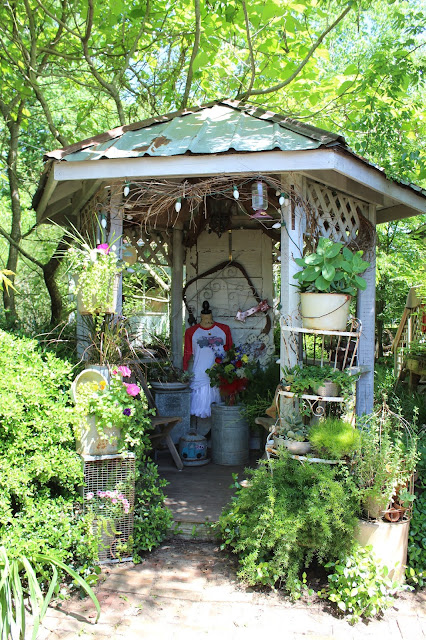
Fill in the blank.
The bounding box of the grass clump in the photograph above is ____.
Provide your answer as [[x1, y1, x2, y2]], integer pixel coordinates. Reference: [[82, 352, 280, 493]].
[[309, 418, 361, 459]]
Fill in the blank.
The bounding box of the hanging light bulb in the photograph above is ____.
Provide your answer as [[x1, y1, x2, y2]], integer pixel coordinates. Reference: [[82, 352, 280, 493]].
[[272, 222, 282, 229], [175, 197, 182, 213], [275, 189, 280, 196], [250, 180, 272, 220], [123, 181, 130, 197], [233, 186, 240, 200]]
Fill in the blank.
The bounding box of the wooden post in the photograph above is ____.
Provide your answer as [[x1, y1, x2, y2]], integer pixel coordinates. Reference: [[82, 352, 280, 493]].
[[109, 186, 123, 315], [356, 204, 376, 416], [171, 224, 184, 368], [280, 173, 305, 371]]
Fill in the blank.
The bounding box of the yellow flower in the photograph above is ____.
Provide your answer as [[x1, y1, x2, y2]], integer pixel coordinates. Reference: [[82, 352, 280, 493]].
[[99, 381, 107, 390], [241, 355, 249, 363]]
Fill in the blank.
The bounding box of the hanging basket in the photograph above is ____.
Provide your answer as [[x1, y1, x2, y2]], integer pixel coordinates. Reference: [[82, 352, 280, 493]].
[[300, 292, 351, 331], [75, 274, 118, 315]]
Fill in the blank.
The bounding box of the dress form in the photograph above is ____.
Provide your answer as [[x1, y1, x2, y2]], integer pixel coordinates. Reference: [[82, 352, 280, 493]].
[[183, 301, 232, 418]]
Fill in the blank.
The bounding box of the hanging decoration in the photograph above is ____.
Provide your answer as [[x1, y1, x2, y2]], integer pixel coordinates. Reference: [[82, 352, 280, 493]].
[[235, 300, 271, 322], [250, 180, 272, 220]]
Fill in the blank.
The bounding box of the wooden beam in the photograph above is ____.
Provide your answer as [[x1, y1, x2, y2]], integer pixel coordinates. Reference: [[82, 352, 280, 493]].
[[356, 203, 376, 416], [376, 204, 418, 224], [36, 168, 58, 223], [171, 225, 184, 369], [301, 169, 385, 206]]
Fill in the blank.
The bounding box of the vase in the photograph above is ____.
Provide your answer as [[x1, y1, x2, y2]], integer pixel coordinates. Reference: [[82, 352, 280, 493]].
[[211, 403, 249, 465], [300, 292, 351, 331]]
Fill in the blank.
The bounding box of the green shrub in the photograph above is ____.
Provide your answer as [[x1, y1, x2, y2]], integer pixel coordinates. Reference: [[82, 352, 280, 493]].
[[309, 418, 361, 459], [324, 546, 401, 624], [218, 453, 359, 596], [407, 483, 426, 587]]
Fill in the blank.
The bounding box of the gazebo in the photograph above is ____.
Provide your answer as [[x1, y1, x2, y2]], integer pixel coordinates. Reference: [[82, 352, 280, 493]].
[[33, 100, 426, 417]]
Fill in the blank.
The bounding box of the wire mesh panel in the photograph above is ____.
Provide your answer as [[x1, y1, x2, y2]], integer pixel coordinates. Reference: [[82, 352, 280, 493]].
[[82, 453, 135, 563]]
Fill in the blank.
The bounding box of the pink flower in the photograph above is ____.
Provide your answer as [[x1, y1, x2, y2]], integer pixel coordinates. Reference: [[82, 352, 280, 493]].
[[118, 365, 132, 378], [96, 243, 110, 254], [125, 383, 140, 397], [111, 498, 118, 504], [85, 492, 94, 500]]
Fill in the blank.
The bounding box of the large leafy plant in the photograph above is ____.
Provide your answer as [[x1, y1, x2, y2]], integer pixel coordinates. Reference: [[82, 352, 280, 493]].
[[293, 237, 370, 296], [218, 453, 359, 595]]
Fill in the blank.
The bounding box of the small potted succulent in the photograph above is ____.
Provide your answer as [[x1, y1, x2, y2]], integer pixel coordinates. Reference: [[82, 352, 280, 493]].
[[274, 406, 311, 455], [293, 237, 370, 330]]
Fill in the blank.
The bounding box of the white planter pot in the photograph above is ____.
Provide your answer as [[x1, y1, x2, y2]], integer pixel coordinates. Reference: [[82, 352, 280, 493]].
[[71, 369, 109, 403], [312, 380, 340, 397], [150, 381, 189, 391], [76, 415, 121, 456], [300, 292, 351, 331], [355, 518, 410, 583]]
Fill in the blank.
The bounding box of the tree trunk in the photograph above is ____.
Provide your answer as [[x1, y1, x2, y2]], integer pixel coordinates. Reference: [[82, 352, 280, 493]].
[[2, 112, 23, 327]]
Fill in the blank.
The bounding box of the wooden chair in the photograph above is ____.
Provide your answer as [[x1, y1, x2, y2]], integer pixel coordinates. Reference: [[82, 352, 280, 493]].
[[131, 362, 184, 470]]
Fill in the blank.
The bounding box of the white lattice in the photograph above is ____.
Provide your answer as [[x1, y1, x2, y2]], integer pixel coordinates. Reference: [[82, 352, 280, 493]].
[[306, 181, 369, 243], [136, 229, 171, 267]]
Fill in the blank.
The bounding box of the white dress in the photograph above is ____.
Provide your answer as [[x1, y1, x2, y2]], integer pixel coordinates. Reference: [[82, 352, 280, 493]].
[[183, 322, 232, 418]]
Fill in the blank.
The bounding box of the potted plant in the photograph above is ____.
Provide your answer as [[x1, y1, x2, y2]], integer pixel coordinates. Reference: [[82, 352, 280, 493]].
[[68, 237, 124, 315], [147, 359, 192, 391], [72, 365, 151, 455], [206, 343, 257, 465], [309, 417, 360, 460], [281, 363, 358, 405], [274, 406, 311, 455], [293, 237, 370, 330]]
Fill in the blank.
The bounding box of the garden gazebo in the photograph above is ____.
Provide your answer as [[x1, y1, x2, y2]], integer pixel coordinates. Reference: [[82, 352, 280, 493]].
[[33, 100, 426, 416]]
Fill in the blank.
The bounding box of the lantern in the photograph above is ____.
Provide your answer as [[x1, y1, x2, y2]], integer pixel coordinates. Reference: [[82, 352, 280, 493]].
[[250, 181, 272, 220]]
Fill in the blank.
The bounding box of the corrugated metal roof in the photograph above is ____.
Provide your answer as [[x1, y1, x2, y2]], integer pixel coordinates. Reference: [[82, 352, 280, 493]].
[[46, 101, 346, 162]]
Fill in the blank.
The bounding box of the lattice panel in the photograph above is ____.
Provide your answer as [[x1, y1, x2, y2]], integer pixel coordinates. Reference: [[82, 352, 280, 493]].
[[83, 454, 135, 563], [136, 230, 171, 267], [79, 189, 109, 242], [306, 181, 370, 244]]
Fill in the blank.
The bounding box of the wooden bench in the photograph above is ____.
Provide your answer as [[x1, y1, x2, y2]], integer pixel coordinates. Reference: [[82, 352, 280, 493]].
[[131, 362, 184, 470]]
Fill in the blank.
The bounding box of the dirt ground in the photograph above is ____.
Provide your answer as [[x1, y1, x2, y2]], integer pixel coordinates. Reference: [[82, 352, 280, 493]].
[[39, 539, 426, 640]]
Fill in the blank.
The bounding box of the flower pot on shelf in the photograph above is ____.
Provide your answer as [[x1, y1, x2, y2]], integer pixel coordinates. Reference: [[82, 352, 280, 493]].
[[273, 436, 311, 455], [300, 292, 351, 331], [311, 380, 340, 397], [211, 403, 249, 465], [76, 415, 121, 455], [150, 381, 189, 392]]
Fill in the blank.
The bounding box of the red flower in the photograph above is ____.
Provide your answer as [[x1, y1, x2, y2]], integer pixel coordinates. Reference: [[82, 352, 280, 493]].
[[223, 345, 230, 352], [235, 361, 242, 368], [215, 357, 222, 364]]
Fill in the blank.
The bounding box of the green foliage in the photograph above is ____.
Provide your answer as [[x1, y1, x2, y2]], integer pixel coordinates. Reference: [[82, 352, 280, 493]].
[[132, 461, 173, 559], [407, 483, 426, 587], [0, 545, 100, 640], [0, 329, 98, 566], [240, 359, 280, 430], [293, 238, 370, 296], [324, 546, 401, 625], [309, 418, 361, 459], [218, 454, 359, 596], [353, 408, 418, 517], [374, 362, 426, 428], [282, 363, 357, 405], [276, 408, 308, 442]]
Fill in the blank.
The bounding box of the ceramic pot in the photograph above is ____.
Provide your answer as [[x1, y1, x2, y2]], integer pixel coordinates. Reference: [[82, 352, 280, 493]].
[[300, 292, 351, 331]]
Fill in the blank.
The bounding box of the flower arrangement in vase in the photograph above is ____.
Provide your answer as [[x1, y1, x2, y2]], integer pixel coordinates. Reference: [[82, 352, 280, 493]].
[[68, 239, 124, 315], [206, 343, 257, 406]]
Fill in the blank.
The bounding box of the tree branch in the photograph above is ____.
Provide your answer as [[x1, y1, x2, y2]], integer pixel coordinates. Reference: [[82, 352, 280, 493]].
[[243, 5, 352, 97], [180, 0, 201, 110], [238, 0, 256, 99]]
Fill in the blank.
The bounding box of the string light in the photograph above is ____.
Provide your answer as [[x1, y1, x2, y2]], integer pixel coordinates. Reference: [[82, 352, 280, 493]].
[[233, 186, 239, 200], [272, 222, 282, 229], [123, 181, 130, 197], [279, 192, 290, 206], [175, 197, 182, 213]]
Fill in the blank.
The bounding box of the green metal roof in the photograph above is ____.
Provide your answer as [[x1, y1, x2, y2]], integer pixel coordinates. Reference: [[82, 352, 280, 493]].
[[46, 101, 346, 162]]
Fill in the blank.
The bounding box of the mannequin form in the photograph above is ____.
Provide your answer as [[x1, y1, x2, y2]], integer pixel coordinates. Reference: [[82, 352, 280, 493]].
[[183, 301, 232, 418]]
